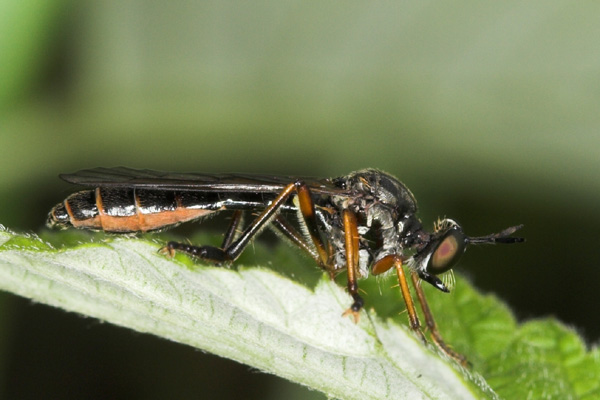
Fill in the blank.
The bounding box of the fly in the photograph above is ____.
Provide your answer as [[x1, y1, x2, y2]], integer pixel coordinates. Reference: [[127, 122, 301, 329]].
[[47, 167, 524, 364]]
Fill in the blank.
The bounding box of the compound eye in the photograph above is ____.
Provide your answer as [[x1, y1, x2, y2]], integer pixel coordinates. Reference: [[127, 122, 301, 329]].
[[428, 229, 467, 275]]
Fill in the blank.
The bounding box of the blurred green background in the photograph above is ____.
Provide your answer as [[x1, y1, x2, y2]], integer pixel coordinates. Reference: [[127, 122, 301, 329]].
[[1, 1, 599, 399]]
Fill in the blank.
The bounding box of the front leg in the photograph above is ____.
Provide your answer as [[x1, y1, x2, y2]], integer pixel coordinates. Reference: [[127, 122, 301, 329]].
[[341, 209, 364, 323], [410, 271, 467, 365]]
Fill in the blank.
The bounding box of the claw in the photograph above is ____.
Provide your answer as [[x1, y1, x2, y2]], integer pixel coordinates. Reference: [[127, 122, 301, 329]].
[[158, 245, 175, 258], [342, 308, 361, 324]]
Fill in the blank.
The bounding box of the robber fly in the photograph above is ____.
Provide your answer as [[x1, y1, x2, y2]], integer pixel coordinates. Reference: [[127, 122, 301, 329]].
[[47, 167, 524, 364]]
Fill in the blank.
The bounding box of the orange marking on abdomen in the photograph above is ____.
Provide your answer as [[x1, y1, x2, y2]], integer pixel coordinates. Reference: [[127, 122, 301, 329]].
[[65, 196, 103, 230], [132, 189, 215, 232], [70, 216, 103, 230], [63, 200, 75, 222], [71, 188, 215, 232], [138, 208, 215, 232], [95, 187, 108, 231], [97, 208, 215, 232]]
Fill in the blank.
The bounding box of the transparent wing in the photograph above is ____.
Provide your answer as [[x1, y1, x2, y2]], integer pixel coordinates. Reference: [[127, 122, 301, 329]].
[[60, 166, 350, 195]]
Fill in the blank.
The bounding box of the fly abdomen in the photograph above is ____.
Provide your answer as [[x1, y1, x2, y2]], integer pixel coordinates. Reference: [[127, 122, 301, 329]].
[[47, 188, 216, 232], [47, 190, 98, 230]]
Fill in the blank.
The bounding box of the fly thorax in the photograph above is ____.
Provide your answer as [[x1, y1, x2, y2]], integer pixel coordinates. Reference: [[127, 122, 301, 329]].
[[371, 225, 401, 261], [365, 202, 395, 230]]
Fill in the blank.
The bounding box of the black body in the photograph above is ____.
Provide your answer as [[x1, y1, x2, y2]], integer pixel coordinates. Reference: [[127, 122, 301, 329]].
[[48, 166, 524, 365], [49, 167, 430, 277]]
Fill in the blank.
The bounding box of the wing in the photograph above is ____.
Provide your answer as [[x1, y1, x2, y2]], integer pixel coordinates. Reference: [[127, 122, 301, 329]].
[[59, 167, 350, 195]]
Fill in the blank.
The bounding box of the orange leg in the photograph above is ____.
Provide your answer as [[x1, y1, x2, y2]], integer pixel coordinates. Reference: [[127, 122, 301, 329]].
[[341, 209, 364, 322], [410, 271, 467, 365], [296, 184, 329, 267], [393, 257, 427, 343]]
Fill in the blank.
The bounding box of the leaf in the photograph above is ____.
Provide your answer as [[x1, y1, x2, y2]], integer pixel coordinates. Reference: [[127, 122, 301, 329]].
[[0, 227, 598, 399]]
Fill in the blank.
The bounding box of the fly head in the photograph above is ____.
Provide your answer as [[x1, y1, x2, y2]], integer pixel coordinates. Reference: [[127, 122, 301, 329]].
[[411, 219, 524, 292]]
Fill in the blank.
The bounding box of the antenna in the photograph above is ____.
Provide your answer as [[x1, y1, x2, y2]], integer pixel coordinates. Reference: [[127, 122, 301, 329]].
[[467, 224, 525, 245]]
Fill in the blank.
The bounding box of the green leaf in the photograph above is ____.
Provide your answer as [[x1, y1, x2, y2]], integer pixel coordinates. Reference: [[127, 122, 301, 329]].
[[0, 227, 598, 399]]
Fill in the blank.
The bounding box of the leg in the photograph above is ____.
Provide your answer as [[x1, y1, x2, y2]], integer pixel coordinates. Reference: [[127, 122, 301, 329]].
[[163, 181, 330, 267], [162, 182, 297, 263], [410, 271, 467, 365], [161, 210, 245, 265], [341, 209, 364, 322], [271, 214, 325, 270], [294, 184, 330, 266], [221, 210, 244, 249], [394, 258, 427, 343]]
